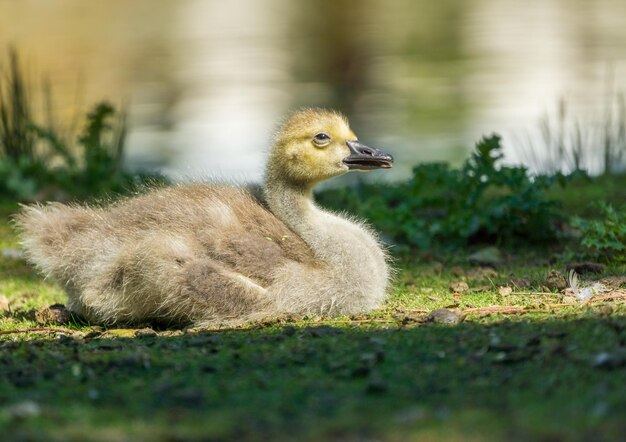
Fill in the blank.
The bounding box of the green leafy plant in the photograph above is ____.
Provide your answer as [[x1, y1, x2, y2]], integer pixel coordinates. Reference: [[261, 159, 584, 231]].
[[318, 135, 562, 249], [0, 49, 36, 161], [0, 48, 163, 201], [571, 203, 626, 263]]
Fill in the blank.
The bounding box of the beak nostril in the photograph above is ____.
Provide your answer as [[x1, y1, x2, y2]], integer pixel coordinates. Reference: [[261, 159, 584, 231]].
[[344, 140, 394, 170], [345, 140, 393, 168]]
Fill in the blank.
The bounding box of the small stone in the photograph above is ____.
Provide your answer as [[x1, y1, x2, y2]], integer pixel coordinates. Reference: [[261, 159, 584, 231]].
[[545, 270, 568, 291], [498, 286, 513, 296], [427, 308, 465, 325], [135, 328, 158, 338], [449, 281, 469, 294], [35, 304, 71, 325], [600, 276, 626, 288]]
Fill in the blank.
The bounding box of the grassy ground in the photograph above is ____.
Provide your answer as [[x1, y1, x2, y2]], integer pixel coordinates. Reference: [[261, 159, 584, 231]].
[[1, 200, 625, 441]]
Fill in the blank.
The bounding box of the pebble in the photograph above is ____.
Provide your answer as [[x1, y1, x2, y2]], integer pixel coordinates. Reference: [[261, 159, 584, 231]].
[[427, 308, 464, 325], [135, 328, 158, 338], [449, 281, 470, 294], [498, 286, 513, 296], [35, 304, 71, 325], [545, 270, 568, 291]]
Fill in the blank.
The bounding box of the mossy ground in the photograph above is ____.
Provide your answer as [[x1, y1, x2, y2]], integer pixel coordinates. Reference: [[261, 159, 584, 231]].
[[1, 200, 625, 441]]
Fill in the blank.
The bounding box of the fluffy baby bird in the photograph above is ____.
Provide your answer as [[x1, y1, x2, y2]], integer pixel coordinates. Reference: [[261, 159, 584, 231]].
[[16, 109, 394, 326]]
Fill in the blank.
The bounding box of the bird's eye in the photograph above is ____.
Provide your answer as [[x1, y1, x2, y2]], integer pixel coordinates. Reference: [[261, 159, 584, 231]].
[[313, 132, 331, 147]]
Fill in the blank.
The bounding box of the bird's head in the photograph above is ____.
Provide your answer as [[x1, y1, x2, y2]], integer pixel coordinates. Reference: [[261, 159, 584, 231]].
[[267, 108, 393, 188]]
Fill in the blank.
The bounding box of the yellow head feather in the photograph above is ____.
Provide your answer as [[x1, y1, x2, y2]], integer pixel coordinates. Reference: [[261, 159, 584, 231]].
[[268, 108, 357, 186]]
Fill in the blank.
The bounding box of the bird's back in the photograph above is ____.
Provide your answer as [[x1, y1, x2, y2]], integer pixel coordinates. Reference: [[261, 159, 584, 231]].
[[15, 184, 316, 323], [108, 184, 316, 280]]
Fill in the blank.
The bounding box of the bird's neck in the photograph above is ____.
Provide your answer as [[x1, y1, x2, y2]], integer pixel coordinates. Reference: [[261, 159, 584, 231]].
[[263, 176, 321, 243], [263, 173, 390, 305]]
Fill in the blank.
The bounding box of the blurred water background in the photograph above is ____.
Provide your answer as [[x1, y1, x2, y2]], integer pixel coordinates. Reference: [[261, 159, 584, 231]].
[[1, 0, 625, 182]]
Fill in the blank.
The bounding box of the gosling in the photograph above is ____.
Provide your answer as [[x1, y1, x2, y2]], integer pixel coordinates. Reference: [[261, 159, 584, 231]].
[[16, 109, 394, 326]]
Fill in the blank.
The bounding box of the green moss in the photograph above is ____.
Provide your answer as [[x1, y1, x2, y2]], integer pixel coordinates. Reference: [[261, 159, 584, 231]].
[[1, 202, 625, 441], [1, 318, 625, 441]]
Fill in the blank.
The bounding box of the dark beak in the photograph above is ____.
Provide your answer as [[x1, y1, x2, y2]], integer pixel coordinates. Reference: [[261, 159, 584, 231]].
[[343, 140, 394, 170]]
